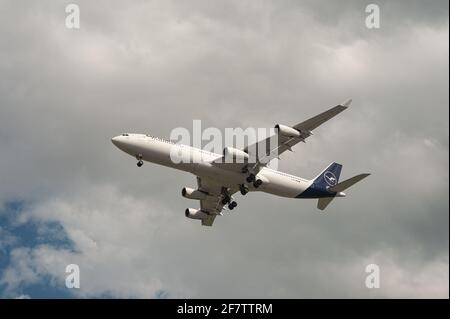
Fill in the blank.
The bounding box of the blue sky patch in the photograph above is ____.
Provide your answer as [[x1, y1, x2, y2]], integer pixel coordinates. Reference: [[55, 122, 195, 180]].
[[0, 201, 76, 298]]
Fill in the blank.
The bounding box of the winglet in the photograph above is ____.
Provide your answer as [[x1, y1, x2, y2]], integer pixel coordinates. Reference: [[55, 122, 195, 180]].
[[341, 99, 352, 108]]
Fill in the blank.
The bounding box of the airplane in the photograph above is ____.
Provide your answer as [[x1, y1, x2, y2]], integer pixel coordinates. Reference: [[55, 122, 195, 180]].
[[111, 99, 370, 226]]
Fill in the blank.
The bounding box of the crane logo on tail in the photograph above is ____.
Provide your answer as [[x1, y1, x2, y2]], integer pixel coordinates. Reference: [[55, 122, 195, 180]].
[[324, 171, 337, 186]]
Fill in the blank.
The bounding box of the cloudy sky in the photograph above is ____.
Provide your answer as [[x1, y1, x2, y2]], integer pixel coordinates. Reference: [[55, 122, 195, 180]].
[[0, 0, 448, 298]]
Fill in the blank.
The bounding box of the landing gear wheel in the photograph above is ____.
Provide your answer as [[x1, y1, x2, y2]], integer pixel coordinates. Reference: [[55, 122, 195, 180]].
[[228, 201, 237, 210], [240, 184, 249, 195], [137, 160, 143, 167], [253, 179, 262, 188], [246, 174, 256, 183]]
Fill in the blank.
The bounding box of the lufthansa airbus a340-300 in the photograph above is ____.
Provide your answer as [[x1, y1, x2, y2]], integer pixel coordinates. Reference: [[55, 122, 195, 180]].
[[112, 100, 369, 226]]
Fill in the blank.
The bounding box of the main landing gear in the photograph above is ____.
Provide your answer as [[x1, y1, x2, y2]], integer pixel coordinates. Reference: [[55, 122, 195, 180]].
[[136, 154, 143, 167], [220, 173, 263, 212], [221, 196, 238, 210], [239, 184, 249, 195], [228, 201, 238, 210], [221, 188, 238, 210], [245, 173, 263, 188]]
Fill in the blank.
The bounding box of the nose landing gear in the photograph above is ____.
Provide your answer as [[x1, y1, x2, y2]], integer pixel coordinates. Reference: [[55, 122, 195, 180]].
[[136, 154, 143, 167]]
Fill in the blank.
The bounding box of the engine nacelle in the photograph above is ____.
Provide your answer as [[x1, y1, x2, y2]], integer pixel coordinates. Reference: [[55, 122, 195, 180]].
[[182, 187, 208, 200], [274, 124, 301, 138], [185, 208, 208, 220], [223, 147, 249, 162]]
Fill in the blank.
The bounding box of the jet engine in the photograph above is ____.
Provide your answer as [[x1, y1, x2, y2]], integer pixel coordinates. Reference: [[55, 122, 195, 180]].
[[223, 147, 249, 162], [181, 187, 208, 200], [274, 124, 301, 138], [185, 208, 208, 220]]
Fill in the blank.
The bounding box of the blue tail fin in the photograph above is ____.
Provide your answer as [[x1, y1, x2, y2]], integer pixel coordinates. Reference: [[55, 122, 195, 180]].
[[312, 162, 342, 189], [296, 162, 343, 199]]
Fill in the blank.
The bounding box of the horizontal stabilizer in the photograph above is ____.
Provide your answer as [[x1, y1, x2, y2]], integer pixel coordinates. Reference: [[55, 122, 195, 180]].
[[329, 173, 370, 192], [317, 197, 335, 210], [317, 173, 370, 211]]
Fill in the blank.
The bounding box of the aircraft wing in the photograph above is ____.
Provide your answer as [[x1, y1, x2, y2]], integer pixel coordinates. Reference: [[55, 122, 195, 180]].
[[196, 177, 238, 226], [212, 100, 351, 173], [245, 100, 351, 163], [293, 100, 351, 132]]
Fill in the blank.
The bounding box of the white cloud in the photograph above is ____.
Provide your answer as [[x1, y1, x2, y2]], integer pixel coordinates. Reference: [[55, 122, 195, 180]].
[[8, 185, 177, 298], [0, 182, 446, 298]]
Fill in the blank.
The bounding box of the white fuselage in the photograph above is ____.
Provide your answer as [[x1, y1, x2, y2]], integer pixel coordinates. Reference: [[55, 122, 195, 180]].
[[111, 133, 313, 198]]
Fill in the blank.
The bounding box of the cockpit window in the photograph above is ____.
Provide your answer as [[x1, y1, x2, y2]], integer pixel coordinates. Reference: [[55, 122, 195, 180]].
[[122, 133, 129, 136]]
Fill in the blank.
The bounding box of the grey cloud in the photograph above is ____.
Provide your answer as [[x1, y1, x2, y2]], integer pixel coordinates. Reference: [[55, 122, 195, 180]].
[[0, 0, 448, 297]]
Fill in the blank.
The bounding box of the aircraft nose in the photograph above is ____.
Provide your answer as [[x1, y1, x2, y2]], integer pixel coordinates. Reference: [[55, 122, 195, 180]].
[[111, 135, 127, 148], [111, 136, 120, 146]]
